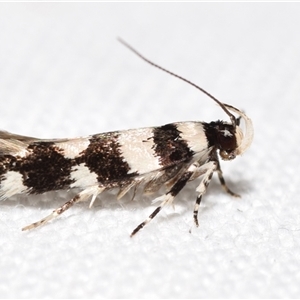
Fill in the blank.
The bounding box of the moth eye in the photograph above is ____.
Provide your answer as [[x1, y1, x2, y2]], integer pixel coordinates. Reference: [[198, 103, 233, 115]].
[[218, 133, 237, 151]]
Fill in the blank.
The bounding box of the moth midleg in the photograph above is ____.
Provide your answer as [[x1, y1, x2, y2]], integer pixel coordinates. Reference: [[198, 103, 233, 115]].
[[130, 170, 193, 237], [22, 186, 104, 231], [193, 161, 217, 227], [192, 157, 240, 227]]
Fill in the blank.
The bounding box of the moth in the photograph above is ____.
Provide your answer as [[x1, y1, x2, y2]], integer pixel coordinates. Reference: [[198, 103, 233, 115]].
[[0, 39, 253, 236]]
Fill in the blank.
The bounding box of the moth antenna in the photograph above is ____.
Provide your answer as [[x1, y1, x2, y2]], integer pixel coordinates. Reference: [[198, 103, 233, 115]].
[[118, 37, 237, 128]]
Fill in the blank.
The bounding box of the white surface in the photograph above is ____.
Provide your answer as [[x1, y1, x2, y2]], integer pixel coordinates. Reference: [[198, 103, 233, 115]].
[[0, 3, 300, 298]]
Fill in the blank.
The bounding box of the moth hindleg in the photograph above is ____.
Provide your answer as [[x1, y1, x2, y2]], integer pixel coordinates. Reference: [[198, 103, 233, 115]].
[[22, 186, 104, 231]]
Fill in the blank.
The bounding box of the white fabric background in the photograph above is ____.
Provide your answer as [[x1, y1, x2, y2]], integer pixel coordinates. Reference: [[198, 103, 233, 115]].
[[0, 3, 299, 298]]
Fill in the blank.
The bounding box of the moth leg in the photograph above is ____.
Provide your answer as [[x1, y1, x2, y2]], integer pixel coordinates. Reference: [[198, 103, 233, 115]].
[[216, 163, 240, 197], [192, 158, 240, 228], [193, 161, 217, 227], [131, 170, 193, 237], [22, 186, 104, 231], [208, 151, 240, 197]]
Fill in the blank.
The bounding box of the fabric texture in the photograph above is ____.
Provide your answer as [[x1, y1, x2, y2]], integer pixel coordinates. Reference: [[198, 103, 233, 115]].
[[0, 3, 300, 298]]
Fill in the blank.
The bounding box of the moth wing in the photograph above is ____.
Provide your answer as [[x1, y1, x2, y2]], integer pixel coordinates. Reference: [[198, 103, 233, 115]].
[[0, 130, 39, 142], [0, 130, 40, 156], [0, 130, 79, 156]]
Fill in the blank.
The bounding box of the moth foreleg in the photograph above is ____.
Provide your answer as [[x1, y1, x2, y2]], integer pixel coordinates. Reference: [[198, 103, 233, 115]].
[[22, 186, 104, 231], [216, 164, 240, 197], [211, 152, 240, 197], [130, 170, 193, 237]]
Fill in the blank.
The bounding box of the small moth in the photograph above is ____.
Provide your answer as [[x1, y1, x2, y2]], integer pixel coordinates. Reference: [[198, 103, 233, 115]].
[[0, 39, 253, 236]]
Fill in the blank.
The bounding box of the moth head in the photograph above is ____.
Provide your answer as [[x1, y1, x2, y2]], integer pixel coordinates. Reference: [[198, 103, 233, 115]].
[[216, 104, 253, 160]]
